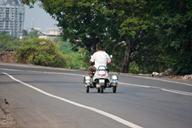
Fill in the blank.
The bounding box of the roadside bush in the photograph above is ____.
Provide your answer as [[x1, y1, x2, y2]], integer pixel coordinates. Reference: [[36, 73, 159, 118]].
[[17, 38, 66, 67], [0, 33, 21, 52], [63, 48, 89, 69], [129, 62, 140, 74], [58, 40, 89, 69]]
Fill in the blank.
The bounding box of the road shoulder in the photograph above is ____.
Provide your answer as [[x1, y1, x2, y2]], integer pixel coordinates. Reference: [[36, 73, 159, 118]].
[[0, 98, 17, 128]]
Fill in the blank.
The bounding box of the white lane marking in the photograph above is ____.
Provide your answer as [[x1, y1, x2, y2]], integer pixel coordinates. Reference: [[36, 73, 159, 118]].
[[1, 68, 192, 96], [0, 68, 83, 77], [2, 72, 143, 128], [0, 68, 21, 72], [126, 74, 192, 87], [1, 67, 192, 87], [161, 89, 192, 96], [119, 82, 151, 88], [45, 72, 83, 76], [119, 82, 192, 96]]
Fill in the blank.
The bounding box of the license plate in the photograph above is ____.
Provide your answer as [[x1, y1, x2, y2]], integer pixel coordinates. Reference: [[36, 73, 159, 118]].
[[99, 79, 105, 83]]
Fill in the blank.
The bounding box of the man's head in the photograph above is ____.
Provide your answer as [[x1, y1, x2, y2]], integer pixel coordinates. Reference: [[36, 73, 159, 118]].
[[96, 44, 104, 51]]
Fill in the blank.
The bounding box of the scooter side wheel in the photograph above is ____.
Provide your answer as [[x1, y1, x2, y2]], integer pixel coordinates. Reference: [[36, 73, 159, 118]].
[[86, 86, 89, 93], [113, 86, 117, 93]]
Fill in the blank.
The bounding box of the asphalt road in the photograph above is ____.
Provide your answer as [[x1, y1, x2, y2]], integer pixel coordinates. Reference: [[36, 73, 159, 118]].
[[0, 63, 192, 128]]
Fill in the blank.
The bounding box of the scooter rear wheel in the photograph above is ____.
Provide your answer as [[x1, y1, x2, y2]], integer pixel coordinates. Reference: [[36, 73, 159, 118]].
[[100, 87, 104, 93], [97, 88, 100, 93]]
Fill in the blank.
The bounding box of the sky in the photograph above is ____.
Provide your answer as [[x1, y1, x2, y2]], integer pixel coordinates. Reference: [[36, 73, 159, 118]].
[[24, 4, 58, 32]]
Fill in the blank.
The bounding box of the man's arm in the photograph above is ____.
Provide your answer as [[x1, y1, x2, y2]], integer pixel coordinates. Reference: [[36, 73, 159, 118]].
[[106, 53, 111, 64], [89, 61, 95, 66], [107, 59, 111, 64]]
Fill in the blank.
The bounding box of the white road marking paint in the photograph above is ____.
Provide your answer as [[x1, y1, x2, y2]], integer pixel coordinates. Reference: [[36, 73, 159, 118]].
[[1, 68, 192, 96], [2, 72, 143, 128], [119, 82, 151, 88], [126, 74, 192, 87], [0, 68, 21, 72], [161, 89, 192, 96], [119, 82, 192, 96], [46, 72, 83, 77], [0, 68, 83, 77], [1, 67, 192, 87]]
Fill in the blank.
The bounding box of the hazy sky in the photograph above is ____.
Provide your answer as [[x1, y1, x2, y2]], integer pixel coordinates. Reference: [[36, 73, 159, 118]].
[[24, 4, 58, 32]]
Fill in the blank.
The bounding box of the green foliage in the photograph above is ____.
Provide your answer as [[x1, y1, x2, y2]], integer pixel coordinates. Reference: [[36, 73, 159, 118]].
[[17, 38, 66, 67], [142, 0, 192, 74], [129, 62, 140, 74], [22, 0, 148, 72], [64, 51, 88, 69], [27, 28, 39, 38], [58, 39, 73, 53], [55, 38, 89, 69], [22, 0, 192, 74], [120, 18, 149, 39], [0, 33, 21, 52]]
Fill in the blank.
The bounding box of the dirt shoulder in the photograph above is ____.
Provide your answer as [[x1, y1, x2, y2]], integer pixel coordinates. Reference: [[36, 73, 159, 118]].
[[0, 51, 16, 63], [0, 98, 17, 128]]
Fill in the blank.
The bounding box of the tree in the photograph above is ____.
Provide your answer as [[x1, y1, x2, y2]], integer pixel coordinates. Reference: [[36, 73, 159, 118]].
[[27, 0, 147, 73], [142, 0, 192, 74], [119, 17, 149, 72], [22, 0, 192, 74]]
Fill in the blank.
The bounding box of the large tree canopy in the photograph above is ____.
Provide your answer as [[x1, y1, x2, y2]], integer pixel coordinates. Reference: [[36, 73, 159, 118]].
[[22, 0, 192, 74], [141, 0, 192, 74]]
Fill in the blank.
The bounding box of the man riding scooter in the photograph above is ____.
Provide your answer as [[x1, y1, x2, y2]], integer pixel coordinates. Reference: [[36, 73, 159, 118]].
[[88, 45, 111, 78], [84, 43, 118, 93]]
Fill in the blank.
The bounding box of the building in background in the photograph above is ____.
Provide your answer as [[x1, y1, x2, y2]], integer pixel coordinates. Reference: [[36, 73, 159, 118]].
[[0, 0, 24, 38], [38, 28, 62, 40]]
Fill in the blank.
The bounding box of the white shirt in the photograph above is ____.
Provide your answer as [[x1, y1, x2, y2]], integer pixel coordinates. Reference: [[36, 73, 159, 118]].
[[90, 51, 111, 69]]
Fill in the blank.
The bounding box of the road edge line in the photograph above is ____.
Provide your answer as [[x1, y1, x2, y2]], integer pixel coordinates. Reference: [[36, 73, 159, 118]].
[[2, 72, 143, 128]]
